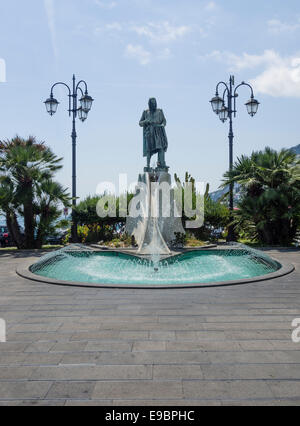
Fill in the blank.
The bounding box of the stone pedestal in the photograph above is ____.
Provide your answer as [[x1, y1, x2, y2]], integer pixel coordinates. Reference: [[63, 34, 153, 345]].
[[126, 171, 185, 255]]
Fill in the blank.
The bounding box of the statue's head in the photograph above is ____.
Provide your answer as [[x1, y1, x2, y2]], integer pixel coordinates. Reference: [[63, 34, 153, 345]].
[[148, 98, 157, 112]]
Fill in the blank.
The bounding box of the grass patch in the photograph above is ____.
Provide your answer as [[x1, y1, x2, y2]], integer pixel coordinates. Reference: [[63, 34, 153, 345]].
[[0, 247, 18, 251], [101, 237, 133, 249], [42, 245, 64, 250], [185, 238, 207, 247]]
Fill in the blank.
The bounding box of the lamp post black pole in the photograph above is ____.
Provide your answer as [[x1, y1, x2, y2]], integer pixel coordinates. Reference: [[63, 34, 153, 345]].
[[227, 76, 235, 241], [44, 75, 94, 243], [210, 75, 260, 242], [71, 75, 78, 243]]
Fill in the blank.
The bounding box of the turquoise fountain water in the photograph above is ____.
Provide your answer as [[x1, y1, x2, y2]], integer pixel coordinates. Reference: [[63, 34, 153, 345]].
[[30, 245, 280, 287]]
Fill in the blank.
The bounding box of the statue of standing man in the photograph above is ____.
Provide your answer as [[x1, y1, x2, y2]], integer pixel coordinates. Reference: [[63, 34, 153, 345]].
[[139, 98, 169, 172]]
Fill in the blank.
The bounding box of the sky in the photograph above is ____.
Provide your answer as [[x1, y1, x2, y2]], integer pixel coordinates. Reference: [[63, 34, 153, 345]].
[[0, 0, 300, 201]]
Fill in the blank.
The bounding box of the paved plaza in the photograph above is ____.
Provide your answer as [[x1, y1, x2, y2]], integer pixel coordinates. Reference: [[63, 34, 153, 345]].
[[0, 249, 299, 406]]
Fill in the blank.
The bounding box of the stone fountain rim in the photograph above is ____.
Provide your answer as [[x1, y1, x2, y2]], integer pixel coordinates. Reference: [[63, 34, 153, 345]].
[[16, 247, 295, 290], [88, 244, 218, 261]]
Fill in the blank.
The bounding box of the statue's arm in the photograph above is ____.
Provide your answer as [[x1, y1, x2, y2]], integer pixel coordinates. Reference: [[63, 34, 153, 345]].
[[161, 110, 167, 127], [155, 110, 166, 127], [139, 111, 149, 127]]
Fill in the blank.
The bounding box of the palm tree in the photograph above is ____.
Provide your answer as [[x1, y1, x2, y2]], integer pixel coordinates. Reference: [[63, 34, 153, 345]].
[[0, 136, 69, 249], [223, 147, 300, 245], [0, 177, 24, 248], [35, 180, 70, 249]]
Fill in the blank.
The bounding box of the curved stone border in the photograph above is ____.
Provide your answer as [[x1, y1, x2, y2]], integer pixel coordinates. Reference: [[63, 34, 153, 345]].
[[16, 254, 295, 290]]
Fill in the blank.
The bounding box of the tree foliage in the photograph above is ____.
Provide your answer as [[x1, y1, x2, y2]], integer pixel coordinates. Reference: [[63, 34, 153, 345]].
[[174, 172, 230, 240], [223, 147, 300, 245], [73, 194, 134, 243], [0, 136, 70, 248]]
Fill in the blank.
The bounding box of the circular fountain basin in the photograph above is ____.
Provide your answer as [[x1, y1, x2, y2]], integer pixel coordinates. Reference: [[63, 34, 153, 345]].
[[18, 246, 294, 289]]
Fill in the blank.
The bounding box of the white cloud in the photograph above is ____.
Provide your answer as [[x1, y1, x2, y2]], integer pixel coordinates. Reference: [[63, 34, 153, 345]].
[[44, 0, 58, 61], [95, 20, 192, 43], [203, 49, 280, 71], [205, 1, 218, 11], [267, 18, 300, 34], [124, 44, 171, 65], [250, 56, 300, 98], [94, 22, 123, 36], [97, 20, 190, 65], [94, 0, 117, 9], [131, 22, 191, 44], [202, 49, 300, 97], [105, 22, 122, 31], [125, 44, 152, 65]]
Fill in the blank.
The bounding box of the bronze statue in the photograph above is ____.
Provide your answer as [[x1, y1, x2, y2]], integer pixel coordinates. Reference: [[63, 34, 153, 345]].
[[139, 98, 168, 171]]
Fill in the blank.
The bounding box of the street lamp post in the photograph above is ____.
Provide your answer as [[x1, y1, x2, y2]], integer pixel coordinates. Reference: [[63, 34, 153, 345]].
[[44, 75, 94, 242], [210, 75, 259, 242]]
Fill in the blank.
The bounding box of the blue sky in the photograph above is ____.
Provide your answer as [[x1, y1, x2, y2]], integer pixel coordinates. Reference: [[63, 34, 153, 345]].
[[0, 0, 300, 200]]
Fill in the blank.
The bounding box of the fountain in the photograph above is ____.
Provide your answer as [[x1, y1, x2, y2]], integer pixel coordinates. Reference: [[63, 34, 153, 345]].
[[21, 98, 293, 288], [126, 170, 185, 258], [25, 243, 288, 288]]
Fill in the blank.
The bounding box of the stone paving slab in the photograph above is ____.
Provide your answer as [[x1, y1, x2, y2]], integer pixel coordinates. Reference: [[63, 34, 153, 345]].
[[30, 365, 153, 381], [0, 400, 67, 406], [46, 381, 95, 400], [92, 380, 184, 400], [0, 249, 300, 406], [0, 381, 53, 400], [200, 364, 300, 380], [182, 380, 275, 400]]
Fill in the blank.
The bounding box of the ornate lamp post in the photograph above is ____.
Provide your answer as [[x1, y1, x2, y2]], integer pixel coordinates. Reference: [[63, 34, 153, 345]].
[[44, 75, 94, 242], [210, 75, 259, 241]]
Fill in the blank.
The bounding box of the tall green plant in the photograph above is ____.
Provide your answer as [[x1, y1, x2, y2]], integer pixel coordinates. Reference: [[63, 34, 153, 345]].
[[223, 147, 300, 245], [0, 136, 70, 248], [0, 177, 24, 248], [174, 173, 229, 240]]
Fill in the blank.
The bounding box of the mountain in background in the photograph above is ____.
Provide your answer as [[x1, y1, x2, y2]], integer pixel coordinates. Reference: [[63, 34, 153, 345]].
[[290, 144, 300, 155], [209, 184, 241, 204]]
